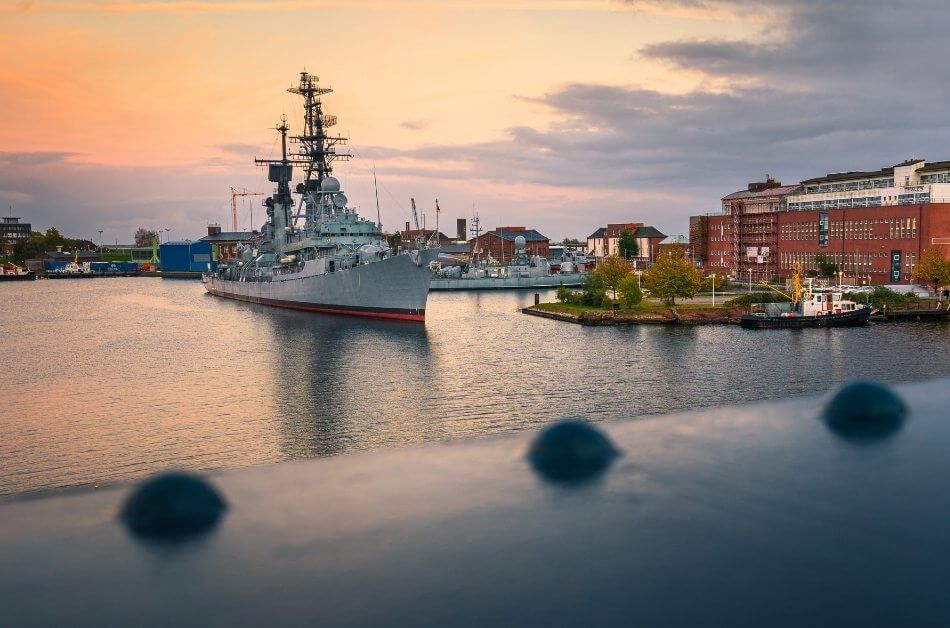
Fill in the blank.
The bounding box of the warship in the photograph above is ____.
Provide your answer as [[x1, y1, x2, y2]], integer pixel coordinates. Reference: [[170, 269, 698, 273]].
[[204, 71, 437, 321]]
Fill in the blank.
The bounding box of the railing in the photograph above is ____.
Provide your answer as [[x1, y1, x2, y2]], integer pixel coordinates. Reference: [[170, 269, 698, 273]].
[[1, 378, 949, 626]]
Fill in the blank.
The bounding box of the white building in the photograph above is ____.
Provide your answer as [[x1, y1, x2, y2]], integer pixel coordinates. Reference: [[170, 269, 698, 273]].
[[787, 159, 950, 211]]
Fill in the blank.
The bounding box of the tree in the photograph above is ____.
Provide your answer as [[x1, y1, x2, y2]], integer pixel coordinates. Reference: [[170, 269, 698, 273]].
[[618, 275, 643, 308], [913, 246, 950, 296], [814, 254, 838, 278], [702, 274, 728, 291], [12, 228, 89, 262], [135, 228, 160, 247], [581, 271, 609, 307], [617, 229, 639, 259], [595, 255, 632, 300], [642, 245, 703, 305]]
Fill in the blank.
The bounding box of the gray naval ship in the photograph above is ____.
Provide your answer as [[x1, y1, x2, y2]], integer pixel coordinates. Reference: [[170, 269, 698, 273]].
[[204, 71, 438, 321]]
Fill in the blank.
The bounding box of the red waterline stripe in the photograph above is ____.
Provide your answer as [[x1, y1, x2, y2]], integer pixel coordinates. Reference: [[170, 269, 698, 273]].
[[207, 288, 426, 322]]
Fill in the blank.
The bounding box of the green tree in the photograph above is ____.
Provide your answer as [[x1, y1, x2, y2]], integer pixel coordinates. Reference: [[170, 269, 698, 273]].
[[642, 245, 703, 305], [702, 274, 728, 291], [913, 246, 950, 296], [617, 274, 643, 308], [595, 255, 632, 300], [134, 228, 160, 247], [617, 229, 639, 259], [12, 228, 89, 262], [814, 254, 838, 278], [581, 271, 609, 307]]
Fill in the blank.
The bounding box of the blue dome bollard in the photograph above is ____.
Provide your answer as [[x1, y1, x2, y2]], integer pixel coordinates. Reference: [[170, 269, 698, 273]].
[[823, 380, 908, 443], [120, 472, 227, 540], [528, 420, 620, 483]]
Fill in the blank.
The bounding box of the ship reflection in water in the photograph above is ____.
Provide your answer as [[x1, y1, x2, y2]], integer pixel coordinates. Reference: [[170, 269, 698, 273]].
[[266, 310, 434, 458], [1, 278, 949, 496]]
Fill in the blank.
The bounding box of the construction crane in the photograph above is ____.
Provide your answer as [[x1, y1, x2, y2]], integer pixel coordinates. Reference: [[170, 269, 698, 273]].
[[230, 187, 267, 232]]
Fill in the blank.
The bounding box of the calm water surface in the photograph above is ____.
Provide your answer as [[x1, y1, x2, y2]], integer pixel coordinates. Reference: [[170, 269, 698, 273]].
[[2, 278, 948, 495]]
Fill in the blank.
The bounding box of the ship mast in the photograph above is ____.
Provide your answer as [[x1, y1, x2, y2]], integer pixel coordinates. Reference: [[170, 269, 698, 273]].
[[284, 71, 351, 227]]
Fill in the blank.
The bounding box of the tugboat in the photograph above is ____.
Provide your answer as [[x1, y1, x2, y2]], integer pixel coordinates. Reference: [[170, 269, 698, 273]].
[[204, 71, 437, 321], [741, 266, 872, 329]]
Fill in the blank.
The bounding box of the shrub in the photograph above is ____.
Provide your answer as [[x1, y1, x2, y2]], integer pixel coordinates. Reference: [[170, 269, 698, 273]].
[[844, 286, 918, 310], [618, 275, 643, 308], [555, 285, 582, 304], [580, 272, 609, 307]]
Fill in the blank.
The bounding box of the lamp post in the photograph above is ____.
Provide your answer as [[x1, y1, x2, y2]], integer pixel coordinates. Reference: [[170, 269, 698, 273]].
[[98, 230, 103, 260], [748, 268, 753, 293], [712, 272, 716, 308]]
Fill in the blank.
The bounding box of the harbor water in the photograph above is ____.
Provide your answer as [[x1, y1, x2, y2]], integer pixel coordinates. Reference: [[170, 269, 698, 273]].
[[2, 278, 949, 496]]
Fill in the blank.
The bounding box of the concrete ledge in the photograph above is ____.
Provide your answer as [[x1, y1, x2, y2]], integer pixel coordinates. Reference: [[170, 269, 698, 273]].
[[2, 378, 950, 627]]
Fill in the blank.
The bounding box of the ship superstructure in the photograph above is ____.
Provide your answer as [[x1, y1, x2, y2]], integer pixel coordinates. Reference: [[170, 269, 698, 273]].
[[204, 71, 437, 321]]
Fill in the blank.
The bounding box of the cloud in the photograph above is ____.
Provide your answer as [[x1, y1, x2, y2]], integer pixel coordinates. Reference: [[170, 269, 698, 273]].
[[399, 120, 429, 131], [6, 0, 950, 241], [216, 142, 263, 155], [0, 151, 80, 166], [360, 0, 950, 235]]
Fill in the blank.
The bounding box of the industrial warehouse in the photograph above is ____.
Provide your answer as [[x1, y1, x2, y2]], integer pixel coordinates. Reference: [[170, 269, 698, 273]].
[[690, 159, 950, 285]]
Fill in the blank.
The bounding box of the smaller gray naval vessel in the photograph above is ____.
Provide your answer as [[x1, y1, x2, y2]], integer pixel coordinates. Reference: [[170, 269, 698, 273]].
[[204, 71, 437, 321]]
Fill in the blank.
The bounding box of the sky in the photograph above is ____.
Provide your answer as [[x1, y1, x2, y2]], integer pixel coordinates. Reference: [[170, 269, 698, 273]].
[[2, 0, 950, 244]]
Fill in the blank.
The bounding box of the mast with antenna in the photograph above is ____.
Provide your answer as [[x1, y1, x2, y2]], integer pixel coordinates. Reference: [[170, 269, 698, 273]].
[[373, 167, 381, 227]]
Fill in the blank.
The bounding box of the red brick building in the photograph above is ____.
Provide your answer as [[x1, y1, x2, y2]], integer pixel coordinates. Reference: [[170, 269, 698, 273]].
[[692, 161, 950, 285], [469, 227, 549, 263], [399, 228, 453, 249]]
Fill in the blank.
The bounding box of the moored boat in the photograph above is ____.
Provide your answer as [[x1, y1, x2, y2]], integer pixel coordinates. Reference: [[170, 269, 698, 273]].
[[741, 266, 872, 329], [0, 262, 35, 281]]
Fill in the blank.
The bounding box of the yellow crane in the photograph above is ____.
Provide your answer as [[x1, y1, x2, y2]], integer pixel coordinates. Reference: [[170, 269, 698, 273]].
[[230, 187, 267, 232], [758, 263, 803, 302]]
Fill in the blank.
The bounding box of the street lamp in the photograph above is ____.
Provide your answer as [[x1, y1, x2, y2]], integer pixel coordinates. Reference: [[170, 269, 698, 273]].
[[748, 268, 753, 293], [712, 272, 716, 308], [98, 230, 103, 260]]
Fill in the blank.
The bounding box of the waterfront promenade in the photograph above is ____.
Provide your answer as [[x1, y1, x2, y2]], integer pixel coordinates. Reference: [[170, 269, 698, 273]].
[[2, 377, 948, 627]]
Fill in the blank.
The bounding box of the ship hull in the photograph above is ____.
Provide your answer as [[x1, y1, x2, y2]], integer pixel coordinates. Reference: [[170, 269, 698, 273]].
[[204, 249, 437, 322], [740, 306, 872, 329]]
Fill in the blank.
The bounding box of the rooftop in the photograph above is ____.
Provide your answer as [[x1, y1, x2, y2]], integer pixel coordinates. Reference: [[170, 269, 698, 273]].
[[199, 231, 256, 243], [722, 184, 800, 201], [479, 228, 549, 243], [633, 226, 667, 239]]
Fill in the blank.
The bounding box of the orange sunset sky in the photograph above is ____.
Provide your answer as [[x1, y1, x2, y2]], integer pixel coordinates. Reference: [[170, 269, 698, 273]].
[[2, 0, 948, 243]]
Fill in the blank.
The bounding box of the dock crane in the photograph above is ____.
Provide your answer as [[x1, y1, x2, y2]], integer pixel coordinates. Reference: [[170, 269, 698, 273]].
[[758, 264, 804, 302], [230, 187, 267, 232]]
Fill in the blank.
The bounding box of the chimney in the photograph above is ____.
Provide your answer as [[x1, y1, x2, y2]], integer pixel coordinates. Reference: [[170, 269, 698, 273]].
[[457, 218, 467, 241], [405, 221, 411, 234], [208, 223, 222, 236]]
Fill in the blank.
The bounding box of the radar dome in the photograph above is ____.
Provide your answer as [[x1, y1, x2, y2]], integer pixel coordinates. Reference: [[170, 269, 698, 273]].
[[515, 235, 526, 248], [321, 176, 341, 192]]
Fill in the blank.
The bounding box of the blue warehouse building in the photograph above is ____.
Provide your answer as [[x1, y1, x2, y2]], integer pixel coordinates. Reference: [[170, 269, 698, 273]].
[[159, 241, 215, 273]]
